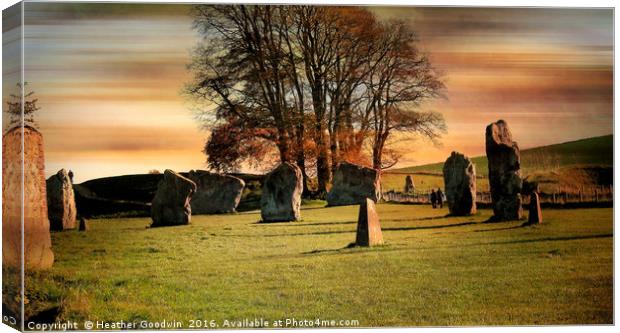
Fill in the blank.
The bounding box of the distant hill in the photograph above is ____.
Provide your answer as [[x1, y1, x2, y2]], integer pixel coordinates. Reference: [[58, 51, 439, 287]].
[[391, 135, 613, 177]]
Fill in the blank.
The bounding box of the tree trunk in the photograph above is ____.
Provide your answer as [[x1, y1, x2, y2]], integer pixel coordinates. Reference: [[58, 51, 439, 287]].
[[329, 123, 340, 172], [372, 131, 389, 170], [295, 124, 311, 196], [296, 153, 310, 196], [277, 128, 292, 163], [315, 125, 331, 195]]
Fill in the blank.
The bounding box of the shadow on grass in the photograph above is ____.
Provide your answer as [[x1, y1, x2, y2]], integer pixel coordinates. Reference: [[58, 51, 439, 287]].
[[383, 221, 479, 231], [301, 246, 350, 255], [257, 220, 358, 227], [252, 214, 470, 229], [27, 306, 61, 325], [302, 242, 391, 255], [472, 225, 525, 233], [481, 233, 613, 246], [242, 220, 484, 238], [286, 233, 614, 260], [300, 205, 336, 211]]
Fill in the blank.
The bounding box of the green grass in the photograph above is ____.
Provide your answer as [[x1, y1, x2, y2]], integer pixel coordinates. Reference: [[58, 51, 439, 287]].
[[392, 135, 612, 177], [384, 135, 612, 193], [23, 204, 612, 326], [381, 173, 490, 193]]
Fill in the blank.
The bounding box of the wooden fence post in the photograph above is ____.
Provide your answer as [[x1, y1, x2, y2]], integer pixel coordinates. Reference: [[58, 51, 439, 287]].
[[595, 188, 598, 202]]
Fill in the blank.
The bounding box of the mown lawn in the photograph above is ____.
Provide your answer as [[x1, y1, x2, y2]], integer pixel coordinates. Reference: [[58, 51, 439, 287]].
[[26, 204, 612, 327]]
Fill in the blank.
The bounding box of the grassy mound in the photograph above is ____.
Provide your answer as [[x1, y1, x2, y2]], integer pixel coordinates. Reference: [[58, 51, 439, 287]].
[[384, 135, 613, 192]]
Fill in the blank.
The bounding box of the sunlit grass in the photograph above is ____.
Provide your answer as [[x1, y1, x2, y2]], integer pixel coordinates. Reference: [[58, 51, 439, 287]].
[[21, 204, 613, 326]]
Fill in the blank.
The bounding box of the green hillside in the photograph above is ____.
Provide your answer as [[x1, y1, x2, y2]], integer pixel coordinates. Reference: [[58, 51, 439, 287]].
[[383, 135, 612, 192], [392, 135, 613, 177]]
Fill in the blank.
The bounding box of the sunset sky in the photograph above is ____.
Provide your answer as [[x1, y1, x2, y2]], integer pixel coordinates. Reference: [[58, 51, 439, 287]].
[[2, 3, 613, 182]]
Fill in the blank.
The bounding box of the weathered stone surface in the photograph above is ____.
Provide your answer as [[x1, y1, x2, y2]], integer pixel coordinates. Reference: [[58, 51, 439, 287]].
[[78, 217, 89, 231], [188, 170, 245, 214], [527, 192, 543, 225], [151, 170, 196, 227], [355, 198, 384, 247], [47, 169, 77, 230], [260, 162, 303, 222], [327, 162, 381, 206], [443, 152, 477, 216], [404, 175, 415, 193], [486, 120, 523, 221], [3, 126, 54, 269]]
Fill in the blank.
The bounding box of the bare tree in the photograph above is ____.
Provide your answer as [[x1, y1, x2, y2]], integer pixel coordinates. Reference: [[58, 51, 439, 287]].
[[5, 82, 41, 130], [364, 20, 446, 169], [187, 5, 446, 193], [188, 5, 297, 163]]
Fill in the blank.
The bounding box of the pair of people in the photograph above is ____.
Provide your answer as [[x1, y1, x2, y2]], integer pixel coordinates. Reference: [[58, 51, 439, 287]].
[[430, 188, 445, 208]]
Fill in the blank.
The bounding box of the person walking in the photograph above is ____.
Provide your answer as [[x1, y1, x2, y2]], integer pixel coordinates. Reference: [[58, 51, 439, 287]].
[[430, 189, 437, 208], [437, 188, 445, 208]]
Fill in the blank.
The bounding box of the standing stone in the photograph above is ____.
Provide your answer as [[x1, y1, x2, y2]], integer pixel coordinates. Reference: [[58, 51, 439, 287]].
[[260, 162, 303, 222], [188, 170, 245, 214], [78, 217, 89, 231], [355, 198, 384, 247], [486, 120, 523, 221], [404, 175, 415, 193], [46, 169, 77, 230], [150, 169, 196, 227], [327, 162, 381, 206], [2, 126, 54, 269], [526, 192, 543, 225], [521, 179, 539, 196], [443, 152, 477, 216]]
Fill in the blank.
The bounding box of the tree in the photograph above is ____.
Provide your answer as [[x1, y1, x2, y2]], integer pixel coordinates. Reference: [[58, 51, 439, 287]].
[[5, 82, 41, 130], [186, 5, 445, 193], [188, 5, 298, 163], [203, 116, 280, 172], [363, 20, 446, 169], [323, 7, 381, 171]]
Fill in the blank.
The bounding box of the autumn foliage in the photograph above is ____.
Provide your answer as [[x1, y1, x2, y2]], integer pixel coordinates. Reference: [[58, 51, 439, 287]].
[[187, 5, 445, 194]]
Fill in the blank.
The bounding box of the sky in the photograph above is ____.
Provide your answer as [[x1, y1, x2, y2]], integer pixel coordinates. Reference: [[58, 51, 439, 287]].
[[2, 3, 613, 182]]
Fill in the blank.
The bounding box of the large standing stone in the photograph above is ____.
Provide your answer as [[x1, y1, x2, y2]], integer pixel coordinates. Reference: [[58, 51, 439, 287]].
[[526, 192, 543, 225], [486, 120, 523, 221], [355, 198, 384, 247], [46, 169, 77, 230], [150, 169, 196, 227], [2, 126, 54, 269], [404, 175, 415, 193], [327, 162, 381, 206], [443, 152, 477, 216], [187, 170, 245, 214], [260, 162, 303, 222]]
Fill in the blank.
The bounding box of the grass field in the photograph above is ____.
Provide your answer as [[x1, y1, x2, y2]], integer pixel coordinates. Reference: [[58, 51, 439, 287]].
[[381, 173, 490, 193], [21, 203, 612, 327], [393, 135, 612, 176], [383, 135, 613, 193]]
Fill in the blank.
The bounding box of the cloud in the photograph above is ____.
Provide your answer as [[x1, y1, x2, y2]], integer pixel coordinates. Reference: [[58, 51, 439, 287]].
[[13, 4, 613, 179]]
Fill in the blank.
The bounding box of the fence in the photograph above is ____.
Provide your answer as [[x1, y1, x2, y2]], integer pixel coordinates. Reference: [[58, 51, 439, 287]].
[[382, 185, 613, 205]]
